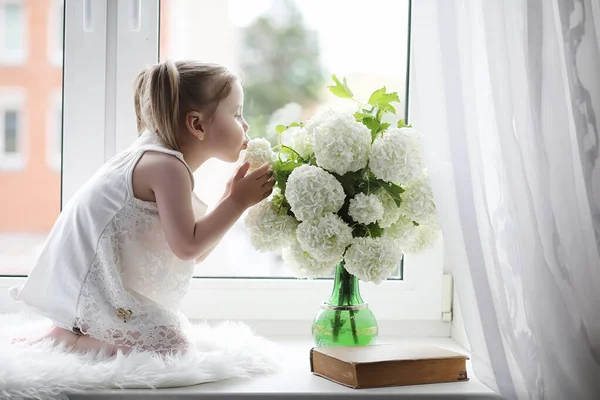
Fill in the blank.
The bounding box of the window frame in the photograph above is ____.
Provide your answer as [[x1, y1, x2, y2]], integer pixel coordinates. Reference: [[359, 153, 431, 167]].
[[46, 90, 62, 171], [0, 87, 26, 170], [0, 0, 27, 65], [0, 0, 447, 336], [47, 0, 64, 66]]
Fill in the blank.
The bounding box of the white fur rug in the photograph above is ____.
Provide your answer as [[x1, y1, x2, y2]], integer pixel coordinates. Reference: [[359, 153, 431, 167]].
[[0, 313, 283, 400]]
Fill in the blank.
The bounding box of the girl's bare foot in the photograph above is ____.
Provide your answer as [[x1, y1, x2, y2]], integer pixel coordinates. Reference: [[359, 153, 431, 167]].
[[11, 325, 78, 347], [11, 325, 127, 356]]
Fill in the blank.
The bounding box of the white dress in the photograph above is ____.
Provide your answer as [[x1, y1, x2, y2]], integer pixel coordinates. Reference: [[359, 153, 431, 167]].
[[9, 130, 207, 354]]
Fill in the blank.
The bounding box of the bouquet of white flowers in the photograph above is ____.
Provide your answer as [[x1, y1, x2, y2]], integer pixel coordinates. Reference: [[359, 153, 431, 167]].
[[243, 76, 440, 283]]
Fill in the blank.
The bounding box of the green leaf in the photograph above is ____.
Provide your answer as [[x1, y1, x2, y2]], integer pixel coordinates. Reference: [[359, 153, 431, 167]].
[[327, 74, 354, 99], [362, 117, 380, 138], [397, 119, 413, 128], [334, 170, 363, 198], [273, 159, 303, 194], [378, 181, 405, 207], [369, 88, 400, 115], [378, 91, 401, 105], [354, 112, 373, 122], [368, 87, 387, 106], [379, 122, 390, 133], [362, 118, 391, 142], [352, 223, 384, 238], [275, 122, 304, 135], [280, 160, 303, 172], [378, 103, 397, 114], [279, 146, 294, 155]]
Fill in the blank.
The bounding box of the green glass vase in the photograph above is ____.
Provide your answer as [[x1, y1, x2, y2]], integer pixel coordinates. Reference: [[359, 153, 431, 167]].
[[312, 262, 378, 346]]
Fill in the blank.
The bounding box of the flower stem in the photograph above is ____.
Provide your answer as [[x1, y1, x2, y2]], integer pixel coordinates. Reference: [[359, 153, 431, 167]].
[[331, 265, 360, 344], [349, 309, 358, 344], [273, 144, 304, 162]]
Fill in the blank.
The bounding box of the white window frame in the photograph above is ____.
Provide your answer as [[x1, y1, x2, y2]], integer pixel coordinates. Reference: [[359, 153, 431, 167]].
[[47, 0, 63, 66], [46, 90, 62, 171], [0, 0, 27, 65], [0, 0, 448, 337], [0, 87, 26, 170]]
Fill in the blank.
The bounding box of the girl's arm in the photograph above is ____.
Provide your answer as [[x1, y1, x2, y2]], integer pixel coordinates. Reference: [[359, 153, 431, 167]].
[[142, 153, 273, 261], [194, 181, 237, 264]]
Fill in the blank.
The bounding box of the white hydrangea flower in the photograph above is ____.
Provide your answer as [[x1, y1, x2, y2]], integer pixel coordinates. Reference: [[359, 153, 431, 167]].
[[385, 216, 440, 253], [285, 164, 346, 221], [312, 112, 371, 175], [291, 127, 314, 159], [375, 188, 404, 228], [409, 225, 440, 252], [244, 199, 298, 252], [296, 213, 353, 262], [243, 138, 275, 170], [304, 108, 340, 139], [369, 127, 425, 185], [282, 239, 339, 279], [348, 193, 384, 225], [343, 237, 404, 284], [399, 171, 437, 226]]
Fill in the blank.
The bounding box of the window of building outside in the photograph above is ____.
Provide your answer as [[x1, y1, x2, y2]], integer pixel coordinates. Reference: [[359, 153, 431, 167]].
[[0, 89, 25, 170], [0, 1, 26, 64]]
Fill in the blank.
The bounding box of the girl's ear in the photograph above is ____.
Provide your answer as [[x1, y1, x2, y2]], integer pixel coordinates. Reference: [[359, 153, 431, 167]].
[[185, 111, 205, 140]]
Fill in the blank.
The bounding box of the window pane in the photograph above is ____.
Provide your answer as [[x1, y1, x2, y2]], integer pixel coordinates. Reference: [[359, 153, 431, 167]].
[[4, 110, 18, 153], [159, 0, 409, 278], [3, 4, 23, 50], [0, 1, 63, 276]]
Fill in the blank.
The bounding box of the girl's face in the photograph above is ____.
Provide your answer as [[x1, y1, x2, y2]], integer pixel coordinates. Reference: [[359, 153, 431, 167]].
[[203, 80, 250, 163]]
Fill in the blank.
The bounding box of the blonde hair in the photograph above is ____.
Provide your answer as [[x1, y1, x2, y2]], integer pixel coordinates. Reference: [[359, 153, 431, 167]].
[[133, 60, 237, 151]]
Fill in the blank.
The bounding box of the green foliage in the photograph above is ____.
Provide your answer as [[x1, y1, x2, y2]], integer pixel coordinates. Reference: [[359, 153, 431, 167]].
[[397, 119, 413, 128], [275, 122, 304, 134], [368, 86, 401, 114], [353, 223, 384, 238], [272, 158, 303, 195], [328, 75, 354, 99], [373, 180, 405, 207], [348, 85, 401, 141]]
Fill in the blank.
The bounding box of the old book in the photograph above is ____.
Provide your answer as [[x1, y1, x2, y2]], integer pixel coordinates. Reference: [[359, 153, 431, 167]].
[[310, 343, 469, 389]]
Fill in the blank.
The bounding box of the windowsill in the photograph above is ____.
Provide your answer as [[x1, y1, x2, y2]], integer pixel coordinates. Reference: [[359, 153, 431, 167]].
[[49, 52, 63, 67], [0, 157, 25, 171], [67, 337, 501, 399], [0, 54, 26, 66]]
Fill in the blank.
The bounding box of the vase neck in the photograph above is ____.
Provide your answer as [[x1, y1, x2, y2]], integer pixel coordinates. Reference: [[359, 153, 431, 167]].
[[327, 263, 365, 307]]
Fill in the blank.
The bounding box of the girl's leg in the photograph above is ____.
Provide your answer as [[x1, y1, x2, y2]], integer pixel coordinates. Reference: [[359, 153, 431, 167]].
[[72, 334, 130, 356]]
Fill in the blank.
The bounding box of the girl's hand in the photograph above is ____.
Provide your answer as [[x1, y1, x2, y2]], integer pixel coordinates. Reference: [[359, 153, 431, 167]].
[[227, 162, 274, 209], [221, 162, 249, 201]]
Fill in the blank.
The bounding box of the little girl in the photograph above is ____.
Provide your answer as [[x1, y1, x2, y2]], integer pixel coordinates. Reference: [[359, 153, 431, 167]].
[[9, 60, 274, 356]]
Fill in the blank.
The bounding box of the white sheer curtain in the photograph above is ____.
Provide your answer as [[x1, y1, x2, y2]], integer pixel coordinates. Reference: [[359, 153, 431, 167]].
[[411, 1, 600, 399]]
